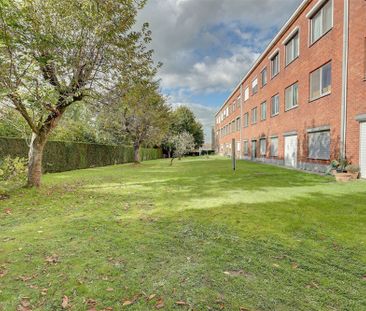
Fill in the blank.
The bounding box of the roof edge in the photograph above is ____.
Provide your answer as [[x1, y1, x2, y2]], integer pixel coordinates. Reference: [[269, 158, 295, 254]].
[[215, 0, 310, 117]]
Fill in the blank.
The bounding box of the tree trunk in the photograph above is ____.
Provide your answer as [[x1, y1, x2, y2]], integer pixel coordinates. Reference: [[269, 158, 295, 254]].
[[134, 143, 140, 163], [27, 133, 47, 188]]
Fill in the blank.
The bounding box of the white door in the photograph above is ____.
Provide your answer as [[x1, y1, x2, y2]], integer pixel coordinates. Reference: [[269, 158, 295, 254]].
[[285, 135, 298, 168], [360, 123, 366, 178]]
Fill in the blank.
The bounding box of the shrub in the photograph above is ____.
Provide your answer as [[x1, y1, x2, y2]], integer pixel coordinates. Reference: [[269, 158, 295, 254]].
[[0, 156, 28, 192]]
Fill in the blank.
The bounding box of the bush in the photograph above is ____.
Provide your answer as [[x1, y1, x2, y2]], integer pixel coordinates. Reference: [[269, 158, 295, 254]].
[[0, 156, 28, 192]]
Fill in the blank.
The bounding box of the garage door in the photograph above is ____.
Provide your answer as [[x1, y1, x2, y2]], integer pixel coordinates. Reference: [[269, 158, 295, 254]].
[[285, 135, 298, 168], [360, 123, 366, 178]]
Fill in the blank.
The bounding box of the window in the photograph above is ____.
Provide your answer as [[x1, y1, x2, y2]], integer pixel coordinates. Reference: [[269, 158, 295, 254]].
[[244, 112, 249, 127], [271, 94, 280, 116], [261, 68, 267, 87], [252, 78, 258, 95], [285, 82, 299, 110], [260, 138, 266, 156], [308, 130, 331, 160], [260, 101, 267, 121], [237, 142, 241, 152], [310, 62, 331, 100], [251, 107, 258, 124], [310, 0, 333, 44], [270, 137, 279, 157], [285, 32, 299, 66], [244, 87, 249, 101], [243, 140, 249, 155], [236, 117, 241, 131], [271, 52, 280, 78]]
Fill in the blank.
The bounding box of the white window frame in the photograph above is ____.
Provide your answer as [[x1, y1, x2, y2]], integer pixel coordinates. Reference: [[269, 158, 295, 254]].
[[285, 31, 299, 66], [260, 101, 267, 121], [285, 82, 299, 111], [244, 87, 249, 101], [261, 67, 267, 87], [244, 112, 249, 128], [251, 107, 258, 124], [310, 62, 332, 101], [271, 94, 280, 117], [270, 137, 279, 157], [260, 138, 266, 156], [270, 52, 280, 78], [252, 77, 258, 95], [308, 0, 333, 45]]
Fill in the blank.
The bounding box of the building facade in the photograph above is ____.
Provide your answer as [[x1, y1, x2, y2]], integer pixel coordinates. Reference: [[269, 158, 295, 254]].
[[214, 0, 366, 177]]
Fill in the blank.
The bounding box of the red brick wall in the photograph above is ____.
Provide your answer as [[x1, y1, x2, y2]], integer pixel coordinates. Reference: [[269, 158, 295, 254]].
[[215, 0, 365, 169]]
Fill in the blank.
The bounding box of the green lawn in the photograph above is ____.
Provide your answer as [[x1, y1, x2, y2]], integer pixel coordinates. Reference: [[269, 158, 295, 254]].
[[1, 157, 366, 311]]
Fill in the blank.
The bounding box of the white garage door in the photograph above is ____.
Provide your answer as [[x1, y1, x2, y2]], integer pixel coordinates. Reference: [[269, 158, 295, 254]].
[[360, 123, 366, 178], [285, 135, 298, 168]]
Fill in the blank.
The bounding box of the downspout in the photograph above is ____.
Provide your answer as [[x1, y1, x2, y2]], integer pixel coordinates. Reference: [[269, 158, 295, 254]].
[[240, 84, 243, 159], [340, 0, 349, 160]]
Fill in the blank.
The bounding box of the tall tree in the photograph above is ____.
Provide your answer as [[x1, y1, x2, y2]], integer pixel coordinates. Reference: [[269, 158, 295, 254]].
[[170, 106, 204, 149], [0, 0, 149, 187], [99, 82, 171, 162]]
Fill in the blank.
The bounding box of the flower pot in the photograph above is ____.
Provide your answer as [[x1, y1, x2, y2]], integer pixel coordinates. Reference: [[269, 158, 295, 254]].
[[335, 173, 353, 182], [347, 172, 359, 180]]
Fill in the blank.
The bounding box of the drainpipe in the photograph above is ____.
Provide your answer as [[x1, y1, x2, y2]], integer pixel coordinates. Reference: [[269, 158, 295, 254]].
[[340, 0, 349, 160], [240, 84, 243, 159]]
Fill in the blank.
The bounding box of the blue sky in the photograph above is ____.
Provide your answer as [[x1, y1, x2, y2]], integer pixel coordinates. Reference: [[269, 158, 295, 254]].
[[137, 0, 303, 143]]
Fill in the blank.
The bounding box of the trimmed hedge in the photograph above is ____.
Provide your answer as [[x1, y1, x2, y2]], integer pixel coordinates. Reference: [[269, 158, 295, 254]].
[[0, 137, 162, 173]]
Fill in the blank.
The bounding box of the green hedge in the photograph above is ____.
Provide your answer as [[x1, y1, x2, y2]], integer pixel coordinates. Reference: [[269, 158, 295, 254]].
[[0, 137, 162, 173]]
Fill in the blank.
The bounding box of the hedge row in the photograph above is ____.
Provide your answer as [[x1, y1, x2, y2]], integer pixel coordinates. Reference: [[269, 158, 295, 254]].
[[0, 137, 162, 173]]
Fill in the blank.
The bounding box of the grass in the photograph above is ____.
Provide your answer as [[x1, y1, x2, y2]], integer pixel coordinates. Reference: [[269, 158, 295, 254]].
[[0, 156, 365, 310]]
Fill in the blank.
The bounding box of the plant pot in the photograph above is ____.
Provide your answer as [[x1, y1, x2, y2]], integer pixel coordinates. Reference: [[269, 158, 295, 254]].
[[347, 171, 359, 180], [335, 173, 353, 182]]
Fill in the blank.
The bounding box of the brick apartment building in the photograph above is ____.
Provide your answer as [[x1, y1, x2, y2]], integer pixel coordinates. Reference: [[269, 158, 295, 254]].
[[214, 0, 366, 177]]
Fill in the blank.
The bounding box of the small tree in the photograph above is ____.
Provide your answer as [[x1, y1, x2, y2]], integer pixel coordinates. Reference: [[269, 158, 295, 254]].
[[170, 132, 195, 166], [0, 0, 149, 187]]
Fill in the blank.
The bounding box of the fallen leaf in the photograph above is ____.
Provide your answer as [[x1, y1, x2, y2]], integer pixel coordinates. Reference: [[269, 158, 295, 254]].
[[362, 275, 366, 281], [106, 288, 114, 292], [223, 270, 251, 277], [17, 298, 32, 311], [4, 208, 12, 215], [155, 298, 164, 309], [176, 301, 188, 306], [41, 288, 48, 296], [291, 263, 299, 270], [122, 300, 133, 307], [306, 281, 319, 289], [240, 308, 250, 311], [62, 296, 69, 309], [148, 294, 157, 301], [272, 264, 280, 268]]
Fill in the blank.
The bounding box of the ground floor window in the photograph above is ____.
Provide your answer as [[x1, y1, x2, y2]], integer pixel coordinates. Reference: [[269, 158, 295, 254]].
[[308, 130, 330, 160], [260, 138, 266, 156], [270, 137, 279, 157], [243, 140, 249, 155]]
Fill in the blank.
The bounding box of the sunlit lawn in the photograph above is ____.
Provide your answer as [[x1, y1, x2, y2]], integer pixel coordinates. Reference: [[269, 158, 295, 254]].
[[1, 157, 365, 310]]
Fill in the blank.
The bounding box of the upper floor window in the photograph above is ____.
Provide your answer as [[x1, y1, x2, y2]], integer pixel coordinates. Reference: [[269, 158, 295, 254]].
[[310, 0, 333, 44], [285, 82, 299, 111], [310, 62, 331, 101], [261, 67, 267, 87], [244, 87, 249, 101], [285, 31, 299, 66], [271, 52, 280, 78], [251, 107, 258, 124], [260, 101, 267, 121], [271, 94, 280, 116], [252, 78, 258, 95], [244, 112, 249, 127]]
